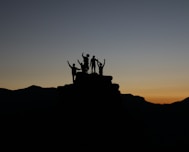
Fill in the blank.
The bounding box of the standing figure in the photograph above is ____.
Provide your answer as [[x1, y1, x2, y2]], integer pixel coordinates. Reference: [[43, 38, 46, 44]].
[[67, 61, 80, 83], [90, 55, 98, 73], [97, 59, 105, 76], [82, 52, 90, 73]]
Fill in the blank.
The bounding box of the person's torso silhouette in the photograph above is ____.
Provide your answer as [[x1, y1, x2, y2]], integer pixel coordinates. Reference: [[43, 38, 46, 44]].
[[97, 59, 105, 76], [82, 53, 90, 73], [90, 55, 98, 73], [78, 60, 87, 73], [67, 61, 80, 83]]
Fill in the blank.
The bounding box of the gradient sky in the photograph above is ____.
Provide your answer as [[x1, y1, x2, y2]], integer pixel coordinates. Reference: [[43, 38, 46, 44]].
[[1, 0, 189, 104]]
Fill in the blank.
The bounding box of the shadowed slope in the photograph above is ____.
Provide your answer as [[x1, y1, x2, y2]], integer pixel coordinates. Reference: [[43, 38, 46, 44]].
[[57, 72, 131, 145], [0, 73, 189, 148]]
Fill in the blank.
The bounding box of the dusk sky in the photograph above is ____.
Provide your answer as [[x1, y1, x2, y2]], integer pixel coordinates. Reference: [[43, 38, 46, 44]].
[[1, 0, 189, 104]]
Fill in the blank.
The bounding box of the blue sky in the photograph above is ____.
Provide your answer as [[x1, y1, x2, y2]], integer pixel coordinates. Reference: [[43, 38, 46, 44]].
[[1, 0, 189, 103]]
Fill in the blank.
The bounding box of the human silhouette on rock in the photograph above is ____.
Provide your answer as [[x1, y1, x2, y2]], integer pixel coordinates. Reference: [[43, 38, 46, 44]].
[[90, 55, 98, 73], [67, 61, 80, 83], [97, 59, 105, 76], [82, 52, 90, 73], [78, 60, 87, 73]]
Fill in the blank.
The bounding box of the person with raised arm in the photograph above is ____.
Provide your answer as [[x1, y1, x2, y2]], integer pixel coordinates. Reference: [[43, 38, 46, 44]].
[[82, 52, 90, 73], [67, 61, 80, 83], [97, 59, 105, 76], [77, 59, 87, 73]]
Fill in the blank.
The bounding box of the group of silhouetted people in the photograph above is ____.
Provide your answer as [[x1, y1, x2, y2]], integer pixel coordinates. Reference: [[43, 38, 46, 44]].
[[67, 52, 105, 82]]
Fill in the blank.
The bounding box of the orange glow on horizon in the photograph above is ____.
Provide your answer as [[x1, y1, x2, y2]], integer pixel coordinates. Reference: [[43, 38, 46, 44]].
[[119, 87, 187, 104], [145, 96, 184, 104]]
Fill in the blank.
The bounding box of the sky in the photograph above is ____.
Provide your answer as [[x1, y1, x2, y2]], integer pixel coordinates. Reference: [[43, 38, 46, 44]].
[[1, 0, 189, 104]]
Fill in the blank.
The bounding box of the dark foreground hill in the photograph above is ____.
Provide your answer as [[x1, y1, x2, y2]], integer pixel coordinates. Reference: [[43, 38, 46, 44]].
[[0, 72, 189, 148]]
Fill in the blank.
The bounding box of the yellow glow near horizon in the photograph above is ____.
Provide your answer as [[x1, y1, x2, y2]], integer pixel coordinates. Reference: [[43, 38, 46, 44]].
[[146, 96, 185, 104], [120, 86, 189, 104]]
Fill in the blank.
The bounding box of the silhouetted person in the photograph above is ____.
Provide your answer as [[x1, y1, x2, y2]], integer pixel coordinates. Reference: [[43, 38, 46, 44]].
[[90, 55, 98, 73], [82, 52, 90, 73], [97, 59, 105, 76], [77, 60, 87, 73], [67, 61, 80, 83]]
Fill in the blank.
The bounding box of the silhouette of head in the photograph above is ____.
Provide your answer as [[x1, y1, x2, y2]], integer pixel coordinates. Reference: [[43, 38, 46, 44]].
[[87, 54, 89, 57], [73, 64, 75, 66]]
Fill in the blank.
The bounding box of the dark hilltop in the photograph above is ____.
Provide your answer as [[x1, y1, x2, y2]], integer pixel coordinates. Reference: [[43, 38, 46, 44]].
[[0, 72, 189, 149]]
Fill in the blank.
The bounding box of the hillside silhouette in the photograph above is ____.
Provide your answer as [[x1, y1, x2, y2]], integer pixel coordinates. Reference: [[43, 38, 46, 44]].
[[0, 73, 189, 148]]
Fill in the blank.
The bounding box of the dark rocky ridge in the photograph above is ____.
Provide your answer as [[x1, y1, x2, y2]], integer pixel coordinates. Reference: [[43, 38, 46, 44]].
[[0, 73, 189, 148], [57, 72, 128, 145]]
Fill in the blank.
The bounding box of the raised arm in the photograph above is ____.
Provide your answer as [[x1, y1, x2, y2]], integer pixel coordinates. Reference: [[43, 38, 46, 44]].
[[103, 59, 105, 67], [97, 60, 101, 67], [77, 60, 81, 65], [67, 61, 71, 68]]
